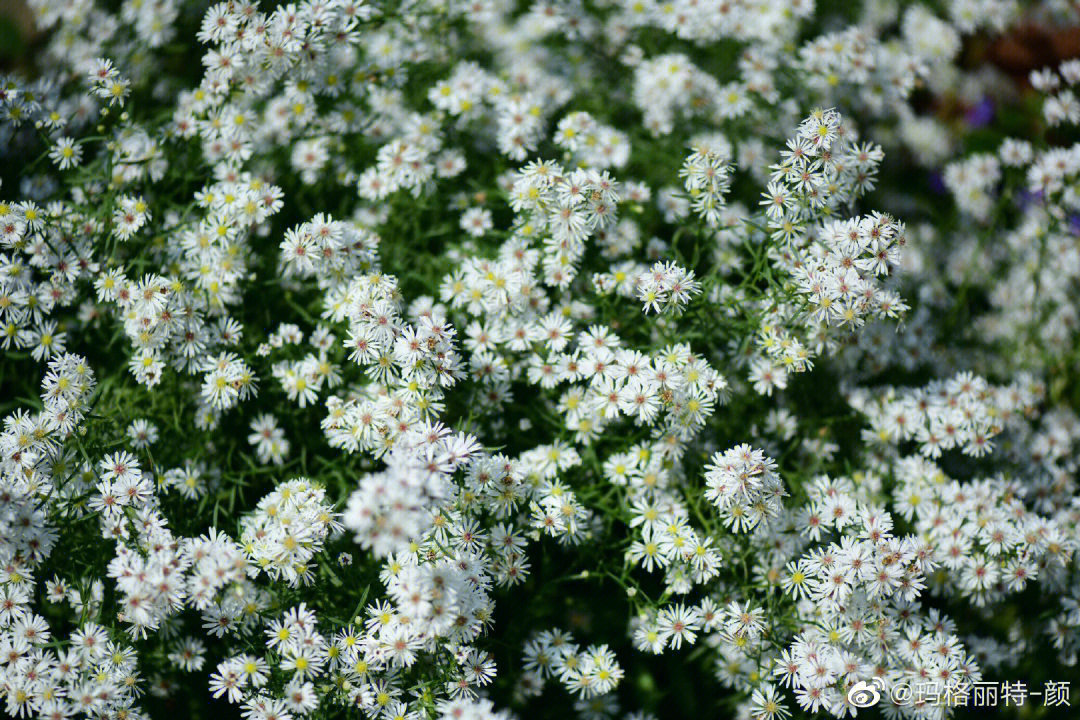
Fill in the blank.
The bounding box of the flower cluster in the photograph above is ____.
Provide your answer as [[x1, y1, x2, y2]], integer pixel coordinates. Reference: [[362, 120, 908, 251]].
[[5, 1, 1080, 720], [241, 479, 342, 587], [521, 630, 624, 700], [704, 445, 787, 533], [342, 425, 480, 558], [854, 372, 1040, 458]]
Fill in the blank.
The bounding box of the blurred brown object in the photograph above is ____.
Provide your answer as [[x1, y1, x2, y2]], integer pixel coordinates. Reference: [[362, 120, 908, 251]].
[[0, 0, 37, 38], [0, 0, 40, 70], [987, 24, 1080, 83]]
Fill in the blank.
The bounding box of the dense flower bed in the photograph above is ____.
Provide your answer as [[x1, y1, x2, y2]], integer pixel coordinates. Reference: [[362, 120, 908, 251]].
[[2, 1, 1080, 719]]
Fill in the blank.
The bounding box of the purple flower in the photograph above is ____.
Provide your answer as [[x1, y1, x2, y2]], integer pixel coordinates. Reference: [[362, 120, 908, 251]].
[[1069, 214, 1080, 236], [966, 97, 995, 128], [928, 172, 946, 194]]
